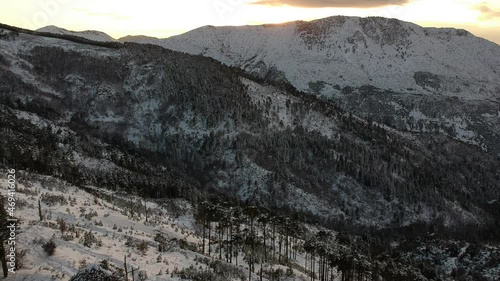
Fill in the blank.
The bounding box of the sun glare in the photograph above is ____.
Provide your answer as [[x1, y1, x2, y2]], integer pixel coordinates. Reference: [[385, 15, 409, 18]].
[[0, 0, 498, 42]]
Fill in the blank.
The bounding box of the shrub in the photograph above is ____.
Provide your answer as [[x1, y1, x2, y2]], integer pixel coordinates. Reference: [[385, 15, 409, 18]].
[[80, 231, 98, 248], [57, 218, 67, 234], [137, 270, 148, 281], [136, 241, 149, 255], [100, 259, 109, 270], [41, 193, 68, 206], [78, 258, 88, 270], [15, 248, 27, 269], [42, 239, 57, 256]]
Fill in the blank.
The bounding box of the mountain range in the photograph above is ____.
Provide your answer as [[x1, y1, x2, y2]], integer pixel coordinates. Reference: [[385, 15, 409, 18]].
[[0, 15, 498, 280], [0, 16, 492, 230], [37, 17, 500, 156], [37, 25, 116, 42]]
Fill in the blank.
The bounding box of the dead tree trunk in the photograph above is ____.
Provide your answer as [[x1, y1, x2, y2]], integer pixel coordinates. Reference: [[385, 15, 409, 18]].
[[38, 200, 43, 221], [124, 255, 128, 281]]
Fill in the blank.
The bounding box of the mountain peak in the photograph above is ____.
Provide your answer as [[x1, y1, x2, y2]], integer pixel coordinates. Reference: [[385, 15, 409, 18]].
[[159, 15, 499, 98], [37, 25, 116, 42]]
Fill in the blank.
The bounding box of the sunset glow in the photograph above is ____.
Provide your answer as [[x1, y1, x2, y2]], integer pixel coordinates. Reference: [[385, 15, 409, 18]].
[[0, 0, 499, 43]]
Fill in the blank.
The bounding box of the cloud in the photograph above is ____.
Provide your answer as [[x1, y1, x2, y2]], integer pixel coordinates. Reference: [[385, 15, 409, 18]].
[[475, 3, 500, 20], [249, 0, 411, 8]]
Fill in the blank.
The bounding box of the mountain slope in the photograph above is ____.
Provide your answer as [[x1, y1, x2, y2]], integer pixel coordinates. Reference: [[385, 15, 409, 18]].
[[8, 170, 500, 281], [0, 24, 499, 234], [118, 35, 160, 44], [37, 25, 116, 42], [121, 16, 500, 155], [157, 16, 500, 100], [0, 20, 499, 281]]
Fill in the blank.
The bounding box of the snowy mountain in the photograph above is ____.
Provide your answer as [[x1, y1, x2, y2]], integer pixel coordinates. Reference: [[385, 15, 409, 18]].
[[121, 16, 500, 155], [118, 35, 160, 44], [2, 21, 499, 229], [1, 21, 500, 280], [37, 25, 116, 42], [157, 17, 500, 100]]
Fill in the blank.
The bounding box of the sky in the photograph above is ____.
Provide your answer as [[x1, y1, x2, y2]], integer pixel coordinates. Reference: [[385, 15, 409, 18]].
[[0, 0, 499, 44]]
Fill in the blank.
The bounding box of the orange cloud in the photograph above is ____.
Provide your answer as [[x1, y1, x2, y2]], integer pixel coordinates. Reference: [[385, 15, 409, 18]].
[[476, 3, 500, 20]]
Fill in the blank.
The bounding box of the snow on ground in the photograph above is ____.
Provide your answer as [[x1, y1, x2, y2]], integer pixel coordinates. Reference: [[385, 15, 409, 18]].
[[0, 174, 207, 280], [36, 26, 116, 43], [243, 77, 337, 139], [0, 172, 314, 281], [155, 17, 500, 101]]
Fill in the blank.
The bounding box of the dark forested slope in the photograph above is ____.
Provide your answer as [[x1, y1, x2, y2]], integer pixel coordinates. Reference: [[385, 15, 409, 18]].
[[0, 26, 498, 239]]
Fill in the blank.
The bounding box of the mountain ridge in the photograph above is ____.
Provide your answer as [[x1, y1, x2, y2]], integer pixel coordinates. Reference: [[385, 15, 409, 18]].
[[1, 24, 499, 230], [37, 25, 116, 42], [152, 16, 500, 156], [158, 16, 500, 97], [1, 18, 499, 281], [10, 18, 500, 155]]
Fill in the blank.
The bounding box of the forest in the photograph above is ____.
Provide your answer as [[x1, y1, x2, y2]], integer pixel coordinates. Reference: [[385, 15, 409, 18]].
[[0, 26, 499, 280]]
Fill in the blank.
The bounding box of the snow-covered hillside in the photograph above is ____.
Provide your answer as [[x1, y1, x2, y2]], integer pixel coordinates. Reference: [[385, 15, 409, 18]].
[[153, 16, 500, 101], [3, 171, 500, 281], [122, 16, 498, 155], [39, 17, 500, 101], [1, 24, 498, 229], [37, 26, 116, 43], [2, 172, 311, 281], [0, 175, 198, 280], [118, 16, 500, 153], [118, 35, 161, 44], [1, 19, 499, 281], [40, 17, 500, 101]]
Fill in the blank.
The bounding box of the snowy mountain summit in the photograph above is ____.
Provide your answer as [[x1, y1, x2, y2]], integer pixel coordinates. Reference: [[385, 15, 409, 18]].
[[37, 25, 116, 42], [39, 16, 500, 100], [40, 17, 500, 100], [156, 16, 500, 100]]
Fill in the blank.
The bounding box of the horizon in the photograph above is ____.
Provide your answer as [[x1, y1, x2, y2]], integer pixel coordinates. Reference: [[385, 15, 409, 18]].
[[0, 0, 499, 44]]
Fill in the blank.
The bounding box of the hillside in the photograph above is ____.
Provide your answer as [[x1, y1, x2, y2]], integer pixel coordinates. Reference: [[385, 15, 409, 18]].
[[121, 16, 500, 155], [3, 171, 500, 281], [37, 26, 116, 42], [158, 17, 500, 100], [0, 21, 499, 280], [2, 20, 500, 231]]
